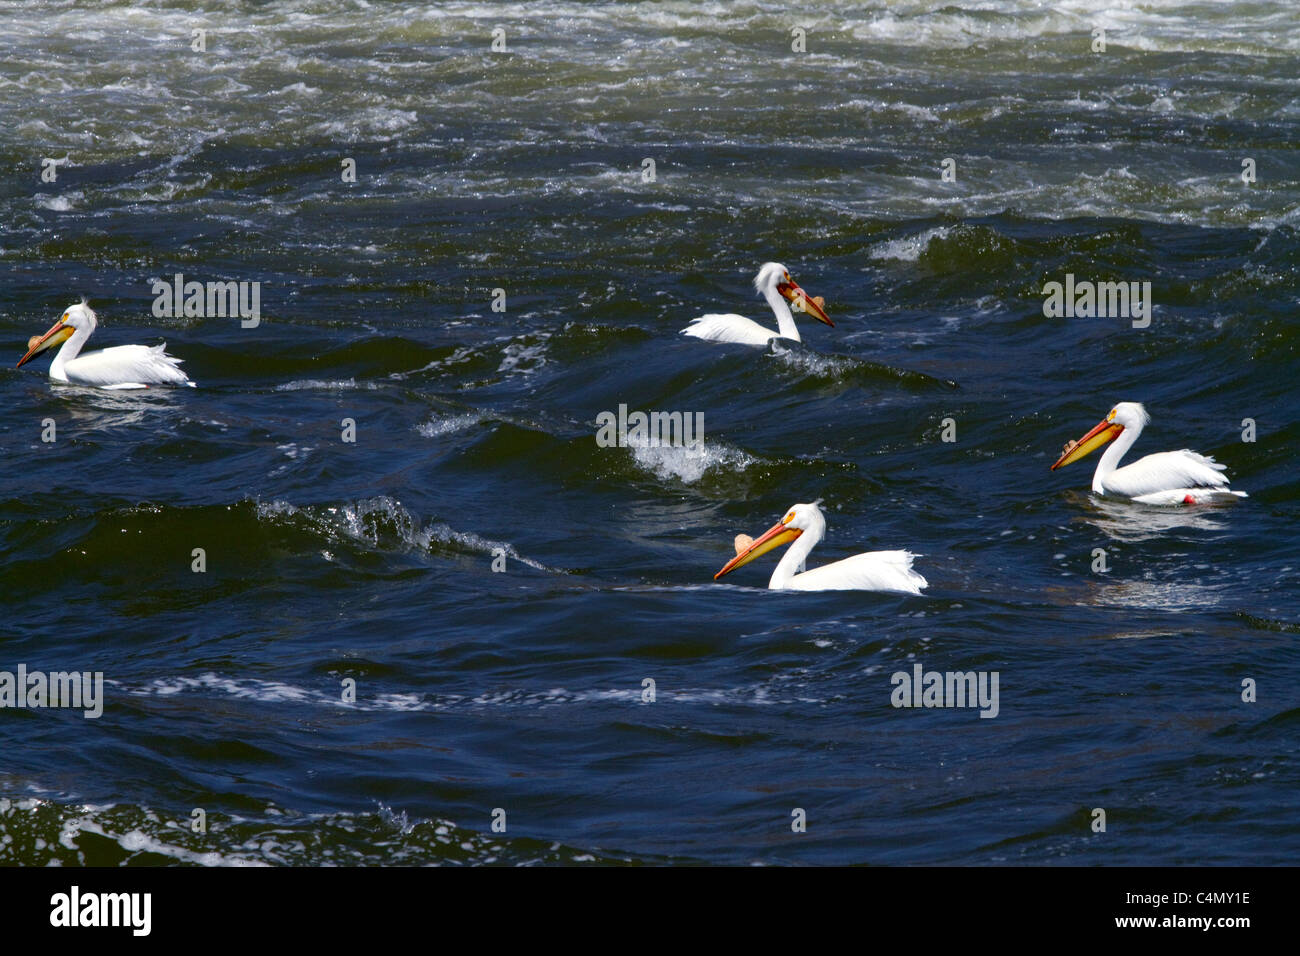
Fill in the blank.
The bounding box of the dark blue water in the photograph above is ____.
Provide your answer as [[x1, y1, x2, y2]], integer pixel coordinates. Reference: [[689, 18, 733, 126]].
[[1, 0, 1297, 865]]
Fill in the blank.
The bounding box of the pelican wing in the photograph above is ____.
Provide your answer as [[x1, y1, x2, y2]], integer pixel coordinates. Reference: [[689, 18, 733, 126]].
[[1102, 450, 1237, 499], [789, 550, 927, 594], [681, 313, 777, 347], [62, 344, 194, 388]]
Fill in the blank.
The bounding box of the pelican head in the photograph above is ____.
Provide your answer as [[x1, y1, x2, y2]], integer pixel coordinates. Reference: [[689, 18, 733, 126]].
[[754, 262, 832, 327], [1052, 401, 1149, 470], [715, 500, 825, 580], [17, 301, 96, 368]]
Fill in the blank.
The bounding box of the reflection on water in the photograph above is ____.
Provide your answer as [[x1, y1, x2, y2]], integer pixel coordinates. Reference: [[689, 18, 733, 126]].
[[1057, 493, 1239, 611], [1093, 577, 1229, 612], [1068, 491, 1232, 542], [43, 382, 189, 430]]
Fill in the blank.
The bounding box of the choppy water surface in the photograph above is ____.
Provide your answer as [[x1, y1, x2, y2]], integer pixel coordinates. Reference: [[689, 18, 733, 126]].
[[0, 1, 1297, 865]]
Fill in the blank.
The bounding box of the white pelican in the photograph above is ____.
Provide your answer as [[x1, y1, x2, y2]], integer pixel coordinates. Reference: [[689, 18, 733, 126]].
[[713, 500, 927, 593], [682, 262, 832, 346], [16, 302, 194, 388], [1051, 401, 1245, 504]]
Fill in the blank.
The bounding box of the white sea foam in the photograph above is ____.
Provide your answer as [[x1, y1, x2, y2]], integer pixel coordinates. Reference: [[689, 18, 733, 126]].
[[0, 793, 531, 866], [627, 436, 757, 484], [254, 496, 553, 571], [870, 226, 951, 262], [119, 674, 814, 711], [496, 336, 550, 376], [416, 413, 482, 437], [275, 378, 376, 391]]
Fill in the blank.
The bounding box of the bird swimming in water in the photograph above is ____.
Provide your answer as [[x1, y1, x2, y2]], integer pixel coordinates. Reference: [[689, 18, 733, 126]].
[[16, 301, 195, 388]]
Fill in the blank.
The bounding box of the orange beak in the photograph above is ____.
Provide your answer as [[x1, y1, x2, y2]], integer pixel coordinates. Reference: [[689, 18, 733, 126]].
[[1051, 417, 1125, 470], [777, 278, 833, 327], [714, 517, 802, 580], [17, 319, 73, 368]]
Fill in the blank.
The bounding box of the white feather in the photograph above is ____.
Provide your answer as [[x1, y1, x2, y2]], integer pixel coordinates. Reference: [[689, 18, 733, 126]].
[[59, 343, 193, 388], [681, 313, 782, 346], [787, 550, 928, 594], [1102, 450, 1242, 499]]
